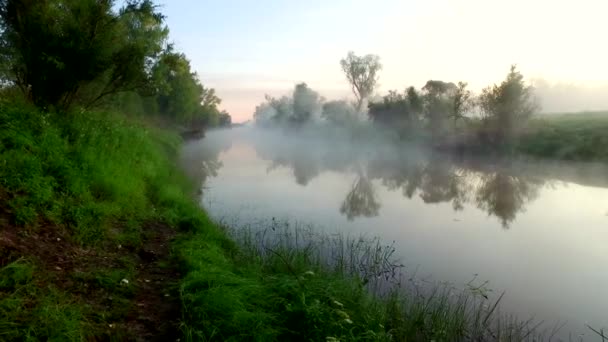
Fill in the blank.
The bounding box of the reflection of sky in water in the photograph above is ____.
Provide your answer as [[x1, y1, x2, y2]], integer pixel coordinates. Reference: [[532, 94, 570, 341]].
[[183, 129, 608, 338]]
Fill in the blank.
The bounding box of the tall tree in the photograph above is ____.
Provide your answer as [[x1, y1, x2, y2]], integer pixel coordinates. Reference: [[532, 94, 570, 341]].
[[478, 65, 539, 147], [292, 82, 322, 125], [422, 80, 457, 139], [451, 82, 474, 121], [368, 87, 424, 138], [340, 51, 382, 112], [0, 0, 167, 110]]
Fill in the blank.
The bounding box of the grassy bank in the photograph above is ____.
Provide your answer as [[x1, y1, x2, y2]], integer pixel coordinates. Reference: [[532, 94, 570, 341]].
[[517, 111, 608, 162], [1, 102, 548, 341], [0, 102, 201, 340]]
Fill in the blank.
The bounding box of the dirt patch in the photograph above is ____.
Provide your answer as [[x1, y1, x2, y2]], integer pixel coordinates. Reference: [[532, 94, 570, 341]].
[[124, 221, 181, 341], [0, 218, 181, 341]]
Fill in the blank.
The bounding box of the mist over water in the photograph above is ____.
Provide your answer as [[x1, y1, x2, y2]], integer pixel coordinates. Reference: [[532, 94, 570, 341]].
[[181, 126, 608, 339], [534, 80, 608, 113]]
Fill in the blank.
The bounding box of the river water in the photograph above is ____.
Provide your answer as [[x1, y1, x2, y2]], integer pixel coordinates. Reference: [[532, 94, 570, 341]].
[[181, 127, 608, 339]]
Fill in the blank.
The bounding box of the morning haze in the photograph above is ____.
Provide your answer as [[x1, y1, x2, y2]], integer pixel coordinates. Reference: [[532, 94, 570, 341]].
[[161, 0, 608, 122], [2, 0, 608, 340]]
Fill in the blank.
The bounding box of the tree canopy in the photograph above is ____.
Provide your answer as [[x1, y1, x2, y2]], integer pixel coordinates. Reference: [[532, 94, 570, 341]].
[[340, 51, 382, 112], [0, 0, 167, 109], [478, 65, 539, 146], [0, 0, 230, 127]]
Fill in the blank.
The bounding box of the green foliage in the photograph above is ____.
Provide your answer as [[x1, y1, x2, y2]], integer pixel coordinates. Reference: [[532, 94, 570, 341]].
[[422, 80, 458, 137], [478, 65, 539, 147], [517, 112, 608, 161], [0, 102, 185, 243], [177, 229, 390, 342], [0, 0, 167, 109], [178, 224, 537, 341], [0, 260, 88, 341], [368, 88, 424, 138], [0, 259, 34, 291], [150, 49, 223, 126], [367, 80, 476, 142]]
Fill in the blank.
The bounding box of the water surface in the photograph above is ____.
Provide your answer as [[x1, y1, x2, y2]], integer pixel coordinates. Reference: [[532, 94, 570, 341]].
[[181, 127, 608, 338]]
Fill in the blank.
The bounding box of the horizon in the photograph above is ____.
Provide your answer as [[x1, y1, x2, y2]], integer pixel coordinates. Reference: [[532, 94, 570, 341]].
[[160, 0, 608, 123]]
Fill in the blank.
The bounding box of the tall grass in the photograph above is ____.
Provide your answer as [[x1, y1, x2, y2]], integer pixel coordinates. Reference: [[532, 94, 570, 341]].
[[0, 102, 211, 340], [178, 218, 549, 341], [0, 102, 193, 244]]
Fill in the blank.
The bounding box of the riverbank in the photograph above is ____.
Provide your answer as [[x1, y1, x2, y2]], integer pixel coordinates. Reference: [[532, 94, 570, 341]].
[[0, 103, 191, 339], [517, 111, 608, 162], [0, 103, 584, 341]]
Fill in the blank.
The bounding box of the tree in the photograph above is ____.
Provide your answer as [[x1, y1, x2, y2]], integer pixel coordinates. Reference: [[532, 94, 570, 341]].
[[478, 65, 539, 147], [451, 82, 474, 121], [368, 87, 423, 137], [0, 0, 167, 110], [340, 175, 380, 221], [148, 48, 225, 127], [422, 80, 457, 138], [340, 51, 382, 112], [475, 173, 540, 228], [252, 83, 322, 127], [152, 50, 202, 121], [265, 95, 293, 124], [218, 111, 232, 127], [253, 101, 277, 126], [292, 83, 322, 125], [321, 100, 357, 125]]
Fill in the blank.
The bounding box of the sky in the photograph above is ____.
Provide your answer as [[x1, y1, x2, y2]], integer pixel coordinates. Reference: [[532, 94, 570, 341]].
[[159, 0, 608, 122]]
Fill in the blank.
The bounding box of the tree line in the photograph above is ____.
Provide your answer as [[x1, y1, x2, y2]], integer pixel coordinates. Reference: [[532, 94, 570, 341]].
[[0, 0, 230, 128], [254, 52, 539, 150]]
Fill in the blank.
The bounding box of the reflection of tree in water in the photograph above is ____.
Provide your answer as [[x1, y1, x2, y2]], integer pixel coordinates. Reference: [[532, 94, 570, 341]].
[[340, 175, 380, 221], [368, 153, 543, 227], [475, 173, 541, 228], [418, 159, 470, 211], [180, 134, 232, 190], [249, 130, 545, 227], [368, 155, 469, 211], [368, 156, 424, 199], [267, 156, 320, 186]]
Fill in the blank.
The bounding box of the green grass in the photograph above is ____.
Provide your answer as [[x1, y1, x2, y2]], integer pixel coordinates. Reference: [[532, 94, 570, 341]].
[[517, 111, 608, 161], [0, 101, 202, 340], [0, 101, 187, 242], [0, 259, 88, 341], [0, 101, 573, 340], [177, 223, 545, 341]]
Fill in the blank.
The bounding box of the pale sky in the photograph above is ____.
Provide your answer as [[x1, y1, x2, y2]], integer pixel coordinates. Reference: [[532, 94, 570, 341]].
[[159, 0, 608, 122]]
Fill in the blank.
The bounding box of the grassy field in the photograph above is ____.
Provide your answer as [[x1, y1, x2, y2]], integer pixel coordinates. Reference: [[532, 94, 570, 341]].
[[517, 111, 608, 162], [0, 102, 577, 341]]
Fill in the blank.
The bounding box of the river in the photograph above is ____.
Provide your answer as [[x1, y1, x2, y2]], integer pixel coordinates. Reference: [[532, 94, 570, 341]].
[[181, 127, 608, 339]]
